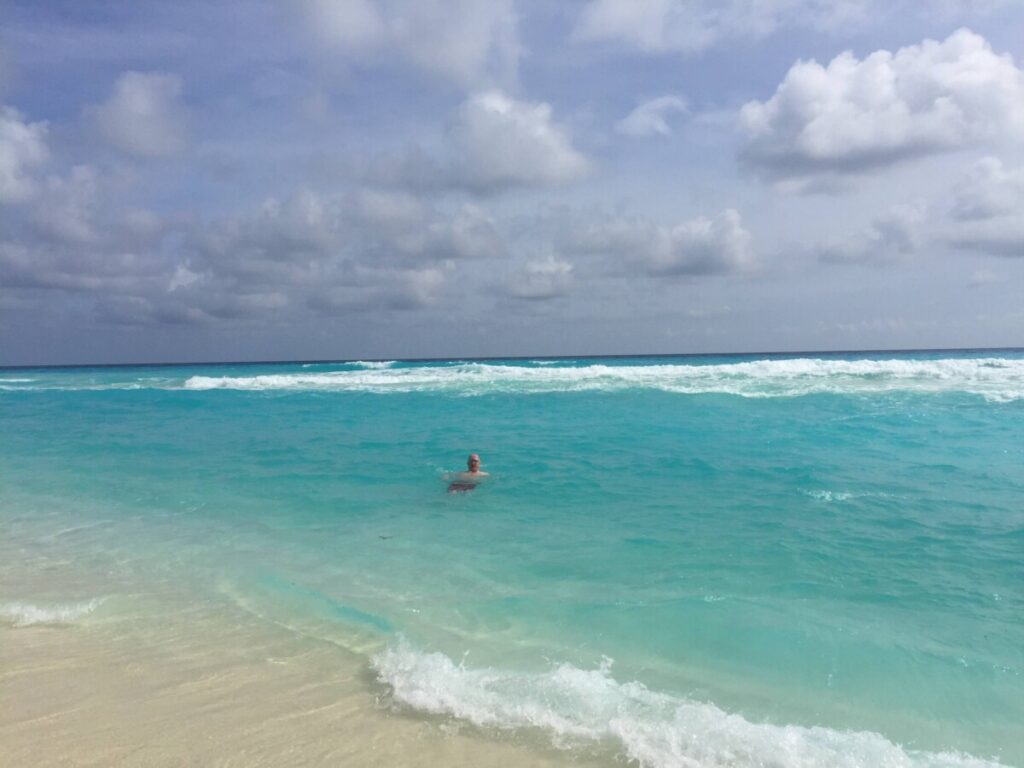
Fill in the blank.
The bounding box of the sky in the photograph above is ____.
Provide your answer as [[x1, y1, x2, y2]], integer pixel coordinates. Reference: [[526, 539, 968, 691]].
[[1, 0, 1023, 365]]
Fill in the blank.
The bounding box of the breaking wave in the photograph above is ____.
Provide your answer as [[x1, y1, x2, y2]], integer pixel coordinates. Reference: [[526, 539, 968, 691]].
[[373, 641, 1008, 768], [0, 598, 104, 627], [181, 357, 1024, 400]]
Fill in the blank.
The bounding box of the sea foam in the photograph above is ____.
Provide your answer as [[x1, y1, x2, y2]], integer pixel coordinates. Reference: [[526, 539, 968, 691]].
[[0, 598, 104, 627], [181, 357, 1024, 401], [373, 641, 1008, 768]]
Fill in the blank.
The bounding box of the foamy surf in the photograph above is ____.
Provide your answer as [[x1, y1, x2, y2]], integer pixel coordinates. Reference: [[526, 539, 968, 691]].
[[0, 598, 104, 627], [373, 641, 1009, 768], [180, 357, 1024, 401]]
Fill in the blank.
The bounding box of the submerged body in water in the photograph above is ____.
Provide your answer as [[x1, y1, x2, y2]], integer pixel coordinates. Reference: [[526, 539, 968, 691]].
[[447, 453, 489, 493], [1, 351, 1022, 767]]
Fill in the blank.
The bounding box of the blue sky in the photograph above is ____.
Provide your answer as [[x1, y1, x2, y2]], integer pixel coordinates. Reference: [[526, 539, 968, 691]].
[[1, 0, 1022, 365]]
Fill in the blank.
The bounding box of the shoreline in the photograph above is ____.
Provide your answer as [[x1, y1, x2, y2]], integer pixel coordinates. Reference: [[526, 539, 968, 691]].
[[0, 601, 604, 768]]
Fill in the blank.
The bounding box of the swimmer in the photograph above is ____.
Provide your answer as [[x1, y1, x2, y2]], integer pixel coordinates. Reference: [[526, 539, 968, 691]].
[[447, 453, 489, 493]]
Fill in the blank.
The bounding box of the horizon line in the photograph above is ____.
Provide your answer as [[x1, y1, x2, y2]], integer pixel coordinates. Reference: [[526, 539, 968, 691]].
[[2, 345, 1022, 371]]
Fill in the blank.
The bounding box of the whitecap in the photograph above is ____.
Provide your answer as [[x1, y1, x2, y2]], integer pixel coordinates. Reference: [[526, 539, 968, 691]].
[[804, 490, 854, 502], [0, 598, 104, 627], [179, 357, 1024, 401], [373, 640, 1007, 768]]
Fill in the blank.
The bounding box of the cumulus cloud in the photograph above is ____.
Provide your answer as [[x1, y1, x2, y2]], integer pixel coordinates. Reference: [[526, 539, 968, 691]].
[[568, 208, 753, 276], [505, 254, 573, 299], [1, 173, 510, 328], [184, 188, 507, 319], [93, 71, 188, 157], [616, 95, 688, 137], [0, 106, 48, 203], [740, 29, 1024, 186], [350, 189, 504, 261], [361, 91, 590, 195], [303, 0, 520, 88], [945, 157, 1024, 257], [308, 264, 448, 312], [0, 161, 169, 305], [573, 0, 872, 55], [817, 202, 927, 264], [9, 178, 165, 296], [30, 165, 101, 244], [948, 218, 1024, 258], [450, 91, 590, 192], [951, 156, 1024, 220]]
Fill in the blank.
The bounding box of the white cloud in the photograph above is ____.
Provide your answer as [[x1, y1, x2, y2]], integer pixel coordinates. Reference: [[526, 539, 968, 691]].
[[168, 262, 201, 292], [451, 91, 590, 192], [569, 208, 753, 276], [0, 159, 170, 304], [310, 264, 447, 312], [303, 0, 520, 88], [185, 189, 508, 318], [348, 189, 504, 261], [0, 106, 48, 203], [305, 0, 386, 52], [379, 265, 447, 309], [616, 95, 688, 137], [946, 157, 1024, 257], [573, 0, 872, 55], [505, 254, 573, 299], [740, 29, 1024, 185], [951, 156, 1024, 220], [364, 92, 590, 194], [93, 72, 188, 157], [31, 165, 101, 244], [948, 218, 1024, 257], [818, 202, 927, 264]]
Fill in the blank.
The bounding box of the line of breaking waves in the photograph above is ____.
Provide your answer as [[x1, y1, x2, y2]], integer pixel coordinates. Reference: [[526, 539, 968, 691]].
[[373, 641, 1009, 768], [177, 357, 1024, 400]]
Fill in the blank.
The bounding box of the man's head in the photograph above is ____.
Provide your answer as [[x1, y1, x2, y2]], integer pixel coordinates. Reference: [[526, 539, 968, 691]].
[[467, 453, 481, 471]]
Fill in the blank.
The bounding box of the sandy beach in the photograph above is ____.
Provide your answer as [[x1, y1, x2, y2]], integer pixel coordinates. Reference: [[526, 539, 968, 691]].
[[1, 600, 604, 768]]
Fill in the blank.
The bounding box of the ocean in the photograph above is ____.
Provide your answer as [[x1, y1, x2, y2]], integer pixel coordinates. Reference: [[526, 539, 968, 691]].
[[1, 351, 1022, 767]]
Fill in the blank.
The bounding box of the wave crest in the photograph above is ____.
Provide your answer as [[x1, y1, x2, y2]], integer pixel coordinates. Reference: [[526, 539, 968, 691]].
[[0, 598, 104, 627], [181, 357, 1024, 400], [373, 641, 1007, 768]]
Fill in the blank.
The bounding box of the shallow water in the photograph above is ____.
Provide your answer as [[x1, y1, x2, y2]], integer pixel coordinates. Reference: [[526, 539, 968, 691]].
[[2, 351, 1022, 767]]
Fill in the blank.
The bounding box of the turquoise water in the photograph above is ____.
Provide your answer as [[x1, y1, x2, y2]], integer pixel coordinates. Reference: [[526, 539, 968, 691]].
[[2, 352, 1022, 766]]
